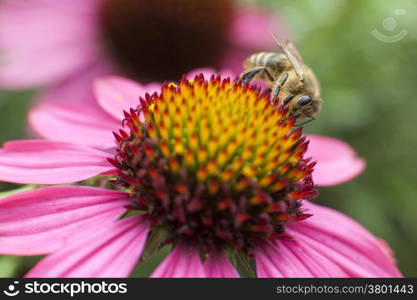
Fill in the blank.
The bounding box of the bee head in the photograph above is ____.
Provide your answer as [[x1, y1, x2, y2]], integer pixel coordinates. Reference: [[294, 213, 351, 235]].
[[290, 95, 320, 119], [296, 95, 312, 106]]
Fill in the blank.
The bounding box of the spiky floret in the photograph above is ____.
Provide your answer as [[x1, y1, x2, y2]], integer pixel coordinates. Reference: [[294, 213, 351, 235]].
[[111, 75, 317, 252]]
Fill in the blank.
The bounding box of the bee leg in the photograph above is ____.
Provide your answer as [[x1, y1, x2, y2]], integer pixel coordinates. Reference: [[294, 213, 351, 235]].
[[282, 94, 295, 105], [295, 117, 315, 127], [240, 67, 266, 85], [263, 69, 275, 82], [271, 73, 289, 102]]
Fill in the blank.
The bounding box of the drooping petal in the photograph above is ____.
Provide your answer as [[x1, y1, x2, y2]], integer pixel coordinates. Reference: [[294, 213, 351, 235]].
[[94, 76, 151, 120], [26, 216, 150, 277], [306, 135, 366, 186], [255, 240, 347, 278], [0, 140, 113, 184], [255, 201, 401, 278], [204, 250, 239, 278], [292, 201, 401, 277], [0, 186, 128, 255], [151, 242, 206, 278], [29, 102, 118, 148], [0, 0, 102, 89], [256, 241, 312, 277]]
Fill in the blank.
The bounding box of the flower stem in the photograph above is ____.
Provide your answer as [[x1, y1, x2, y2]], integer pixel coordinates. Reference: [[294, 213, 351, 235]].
[[0, 185, 37, 198]]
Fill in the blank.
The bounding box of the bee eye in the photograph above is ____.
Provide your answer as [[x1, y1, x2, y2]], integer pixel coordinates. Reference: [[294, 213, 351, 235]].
[[297, 96, 312, 106]]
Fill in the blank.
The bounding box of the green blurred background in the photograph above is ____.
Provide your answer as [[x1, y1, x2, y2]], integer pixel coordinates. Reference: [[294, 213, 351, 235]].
[[0, 0, 416, 277]]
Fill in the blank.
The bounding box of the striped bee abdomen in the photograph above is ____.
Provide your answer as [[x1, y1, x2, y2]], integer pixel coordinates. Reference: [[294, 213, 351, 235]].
[[244, 52, 286, 81], [245, 52, 280, 67]]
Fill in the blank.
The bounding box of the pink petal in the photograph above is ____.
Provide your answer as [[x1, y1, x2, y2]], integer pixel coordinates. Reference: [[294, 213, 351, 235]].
[[204, 250, 239, 278], [0, 0, 101, 89], [151, 242, 206, 278], [230, 7, 289, 50], [35, 59, 114, 106], [255, 240, 347, 278], [0, 186, 128, 255], [144, 82, 162, 95], [0, 140, 113, 184], [94, 76, 157, 120], [221, 7, 289, 74], [219, 49, 249, 75], [256, 241, 306, 277], [26, 216, 150, 277], [221, 7, 288, 73], [266, 201, 401, 277], [29, 102, 119, 149], [306, 135, 366, 186]]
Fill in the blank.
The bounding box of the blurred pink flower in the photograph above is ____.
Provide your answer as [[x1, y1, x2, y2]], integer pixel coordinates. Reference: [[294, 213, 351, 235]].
[[0, 0, 284, 92], [0, 74, 400, 278]]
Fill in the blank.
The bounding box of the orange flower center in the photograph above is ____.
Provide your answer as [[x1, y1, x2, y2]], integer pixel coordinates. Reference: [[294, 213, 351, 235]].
[[111, 75, 317, 252]]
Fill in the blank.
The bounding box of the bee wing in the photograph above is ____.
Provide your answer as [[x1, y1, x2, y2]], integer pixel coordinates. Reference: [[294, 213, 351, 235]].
[[270, 32, 305, 81]]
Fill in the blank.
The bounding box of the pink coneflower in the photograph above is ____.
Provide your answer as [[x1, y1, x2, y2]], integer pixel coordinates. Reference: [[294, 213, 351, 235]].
[[0, 74, 400, 277], [0, 0, 283, 91]]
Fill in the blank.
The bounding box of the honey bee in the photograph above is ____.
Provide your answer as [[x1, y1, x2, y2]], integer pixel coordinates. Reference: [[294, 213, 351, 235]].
[[240, 32, 321, 123]]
